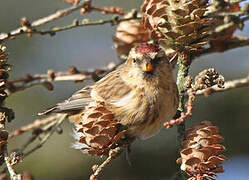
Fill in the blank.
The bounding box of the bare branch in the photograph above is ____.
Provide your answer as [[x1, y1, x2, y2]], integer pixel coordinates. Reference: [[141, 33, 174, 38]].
[[23, 114, 67, 158], [17, 14, 141, 38], [165, 68, 225, 128], [1, 114, 67, 177], [8, 114, 60, 139], [20, 119, 60, 152], [0, 2, 139, 42], [90, 6, 125, 15], [6, 62, 118, 95], [164, 53, 190, 149], [0, 0, 90, 42], [198, 35, 249, 56], [4, 153, 21, 180], [90, 147, 123, 180]]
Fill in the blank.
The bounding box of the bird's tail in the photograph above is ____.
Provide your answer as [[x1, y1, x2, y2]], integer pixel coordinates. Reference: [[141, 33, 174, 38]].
[[38, 106, 58, 116]]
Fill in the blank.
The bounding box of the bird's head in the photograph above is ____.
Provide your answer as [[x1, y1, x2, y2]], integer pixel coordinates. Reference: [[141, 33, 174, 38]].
[[124, 43, 171, 83]]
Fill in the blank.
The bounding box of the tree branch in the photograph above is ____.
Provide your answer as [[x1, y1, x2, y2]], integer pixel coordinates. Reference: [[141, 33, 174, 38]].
[[90, 6, 125, 15], [16, 14, 141, 37], [198, 35, 249, 56], [90, 147, 123, 180], [0, 5, 139, 42], [8, 114, 60, 139], [6, 62, 117, 95], [23, 114, 67, 158], [4, 153, 21, 180], [1, 114, 67, 178], [175, 54, 190, 147], [164, 53, 190, 146], [0, 0, 90, 43]]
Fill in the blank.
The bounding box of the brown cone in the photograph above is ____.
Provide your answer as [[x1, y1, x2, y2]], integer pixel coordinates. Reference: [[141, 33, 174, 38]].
[[192, 68, 225, 91], [176, 121, 227, 180], [73, 101, 126, 156], [113, 12, 150, 58], [141, 0, 213, 52], [208, 1, 240, 52], [0, 45, 12, 165]]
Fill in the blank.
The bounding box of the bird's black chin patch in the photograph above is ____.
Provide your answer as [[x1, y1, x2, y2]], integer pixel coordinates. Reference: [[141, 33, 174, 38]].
[[142, 71, 155, 79], [144, 71, 153, 75]]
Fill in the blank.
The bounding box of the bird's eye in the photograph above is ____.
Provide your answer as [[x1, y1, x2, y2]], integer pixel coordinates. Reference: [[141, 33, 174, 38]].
[[132, 58, 136, 63]]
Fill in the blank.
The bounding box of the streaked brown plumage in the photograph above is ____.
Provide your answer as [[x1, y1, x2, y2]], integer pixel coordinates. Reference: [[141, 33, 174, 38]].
[[40, 43, 178, 139]]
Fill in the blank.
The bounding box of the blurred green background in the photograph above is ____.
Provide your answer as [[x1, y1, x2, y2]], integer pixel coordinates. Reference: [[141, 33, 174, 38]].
[[1, 0, 249, 179]]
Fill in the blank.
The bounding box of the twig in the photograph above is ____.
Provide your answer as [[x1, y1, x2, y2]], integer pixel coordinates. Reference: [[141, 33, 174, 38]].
[[90, 147, 123, 180], [166, 68, 225, 130], [31, 0, 88, 27], [198, 35, 249, 56], [79, 1, 125, 16], [23, 114, 67, 158], [191, 3, 249, 57], [4, 153, 21, 180], [175, 54, 190, 148], [6, 62, 118, 95], [20, 119, 59, 152], [19, 14, 141, 37], [90, 6, 125, 15], [164, 53, 190, 147], [0, 114, 66, 177], [8, 114, 59, 139], [0, 7, 139, 41], [196, 74, 249, 96], [0, 0, 90, 43]]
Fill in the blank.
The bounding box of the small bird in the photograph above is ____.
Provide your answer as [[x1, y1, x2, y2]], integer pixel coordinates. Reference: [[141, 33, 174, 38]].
[[40, 43, 178, 140]]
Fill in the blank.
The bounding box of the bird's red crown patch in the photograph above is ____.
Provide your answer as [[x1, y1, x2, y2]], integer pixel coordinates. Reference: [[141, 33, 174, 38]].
[[135, 43, 160, 54]]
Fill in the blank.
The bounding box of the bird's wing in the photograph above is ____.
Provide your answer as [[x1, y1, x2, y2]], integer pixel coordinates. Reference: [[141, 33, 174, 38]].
[[39, 86, 93, 115], [39, 65, 132, 115], [91, 65, 132, 104]]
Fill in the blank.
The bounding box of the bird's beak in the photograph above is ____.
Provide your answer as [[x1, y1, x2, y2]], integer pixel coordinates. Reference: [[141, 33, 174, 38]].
[[142, 62, 153, 72]]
